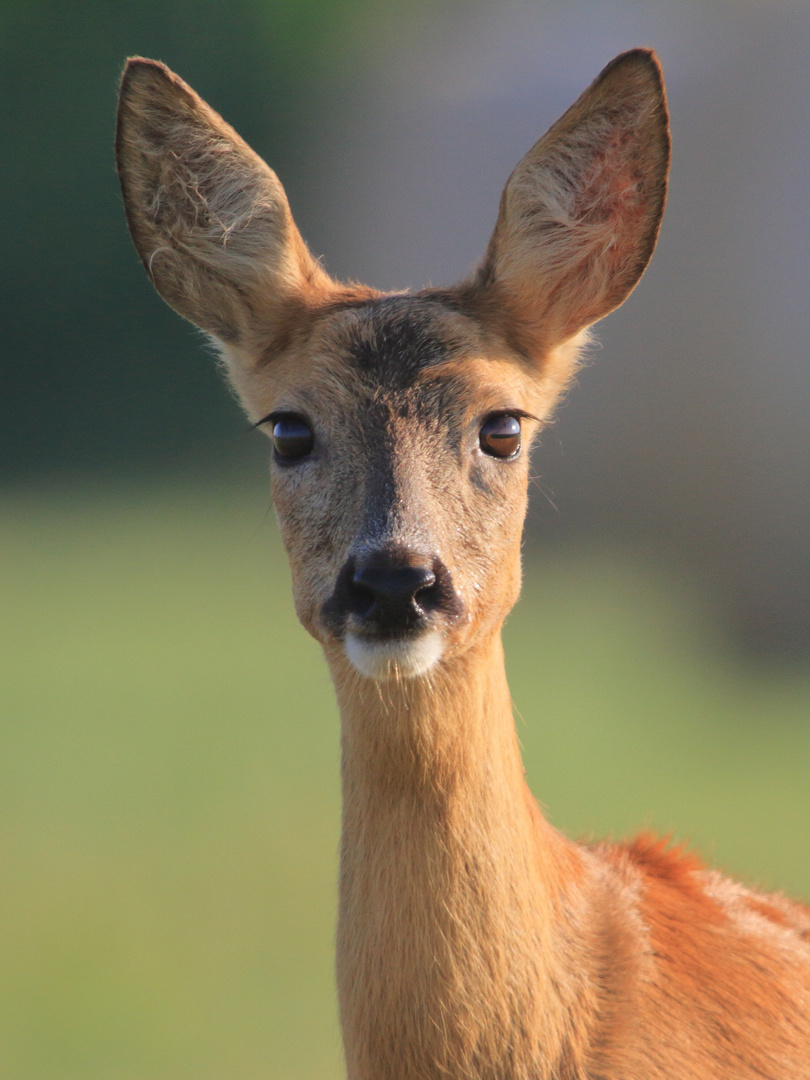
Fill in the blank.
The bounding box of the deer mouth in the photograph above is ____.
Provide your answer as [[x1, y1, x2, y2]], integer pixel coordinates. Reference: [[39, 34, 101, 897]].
[[343, 628, 445, 679]]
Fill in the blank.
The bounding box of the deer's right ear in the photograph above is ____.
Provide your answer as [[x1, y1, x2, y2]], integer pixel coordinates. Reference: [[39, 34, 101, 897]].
[[460, 49, 669, 360], [116, 58, 333, 347]]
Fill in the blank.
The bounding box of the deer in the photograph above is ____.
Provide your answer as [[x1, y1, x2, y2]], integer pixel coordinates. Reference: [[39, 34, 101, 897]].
[[116, 48, 810, 1080]]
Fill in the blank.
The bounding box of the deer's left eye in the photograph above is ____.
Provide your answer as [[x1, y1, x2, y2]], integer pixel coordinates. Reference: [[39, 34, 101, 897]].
[[479, 414, 521, 459], [272, 416, 314, 461]]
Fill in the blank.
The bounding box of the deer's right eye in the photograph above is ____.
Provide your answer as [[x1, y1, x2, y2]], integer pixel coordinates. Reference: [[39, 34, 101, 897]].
[[479, 414, 522, 458], [272, 416, 314, 461]]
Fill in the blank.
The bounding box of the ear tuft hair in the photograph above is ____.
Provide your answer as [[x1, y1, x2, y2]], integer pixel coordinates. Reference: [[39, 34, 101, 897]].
[[462, 49, 670, 359], [116, 58, 333, 346]]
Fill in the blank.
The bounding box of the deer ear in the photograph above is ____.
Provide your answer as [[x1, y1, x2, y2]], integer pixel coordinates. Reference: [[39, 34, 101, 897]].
[[466, 49, 669, 354], [116, 58, 333, 347]]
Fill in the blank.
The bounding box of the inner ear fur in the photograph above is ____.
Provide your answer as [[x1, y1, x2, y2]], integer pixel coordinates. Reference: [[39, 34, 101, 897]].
[[116, 58, 333, 346], [459, 49, 670, 359]]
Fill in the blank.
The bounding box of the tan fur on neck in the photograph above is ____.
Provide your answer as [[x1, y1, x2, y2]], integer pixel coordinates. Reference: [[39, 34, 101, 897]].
[[331, 636, 607, 1080]]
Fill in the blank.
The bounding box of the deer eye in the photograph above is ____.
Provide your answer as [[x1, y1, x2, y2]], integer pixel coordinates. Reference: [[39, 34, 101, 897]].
[[479, 414, 521, 459], [272, 415, 314, 461]]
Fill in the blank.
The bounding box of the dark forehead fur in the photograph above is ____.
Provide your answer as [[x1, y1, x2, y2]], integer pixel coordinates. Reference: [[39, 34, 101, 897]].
[[332, 294, 470, 393]]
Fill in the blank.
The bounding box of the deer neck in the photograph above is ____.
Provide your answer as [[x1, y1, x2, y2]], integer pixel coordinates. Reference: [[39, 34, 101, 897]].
[[328, 633, 596, 1080]]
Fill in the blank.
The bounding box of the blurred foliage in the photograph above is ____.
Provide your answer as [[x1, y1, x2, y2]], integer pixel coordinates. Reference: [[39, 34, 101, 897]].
[[0, 0, 425, 480], [1, 481, 809, 1078]]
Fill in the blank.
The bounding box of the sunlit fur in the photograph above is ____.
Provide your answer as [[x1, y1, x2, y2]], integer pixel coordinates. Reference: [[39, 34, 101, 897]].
[[117, 49, 810, 1080]]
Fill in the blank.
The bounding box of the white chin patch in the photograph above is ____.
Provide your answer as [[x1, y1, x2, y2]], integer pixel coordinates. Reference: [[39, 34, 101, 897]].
[[344, 630, 445, 680]]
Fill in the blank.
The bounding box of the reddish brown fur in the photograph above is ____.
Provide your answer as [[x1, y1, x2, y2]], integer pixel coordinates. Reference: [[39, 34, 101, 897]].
[[116, 49, 810, 1079]]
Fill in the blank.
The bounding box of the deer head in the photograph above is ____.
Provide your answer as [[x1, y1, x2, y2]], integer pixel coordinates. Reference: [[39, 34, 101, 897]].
[[116, 51, 669, 683]]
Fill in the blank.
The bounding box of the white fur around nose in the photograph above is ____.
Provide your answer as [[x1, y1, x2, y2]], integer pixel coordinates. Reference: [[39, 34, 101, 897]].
[[345, 630, 445, 680]]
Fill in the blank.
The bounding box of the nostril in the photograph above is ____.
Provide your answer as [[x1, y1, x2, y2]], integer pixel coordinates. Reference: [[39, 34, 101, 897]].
[[413, 570, 439, 609], [346, 576, 376, 618]]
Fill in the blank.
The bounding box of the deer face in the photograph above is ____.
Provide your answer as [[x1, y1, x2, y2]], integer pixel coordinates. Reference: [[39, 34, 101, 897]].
[[238, 294, 548, 677], [116, 51, 669, 680]]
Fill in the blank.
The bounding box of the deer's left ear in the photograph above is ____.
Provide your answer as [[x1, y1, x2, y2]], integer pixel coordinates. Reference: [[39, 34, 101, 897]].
[[460, 49, 669, 359]]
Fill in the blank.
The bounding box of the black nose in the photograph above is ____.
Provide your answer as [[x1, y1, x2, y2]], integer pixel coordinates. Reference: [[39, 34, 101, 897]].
[[323, 547, 460, 635], [350, 550, 439, 626]]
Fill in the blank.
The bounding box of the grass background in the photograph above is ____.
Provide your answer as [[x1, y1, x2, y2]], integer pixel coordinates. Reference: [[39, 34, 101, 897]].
[[2, 478, 809, 1079]]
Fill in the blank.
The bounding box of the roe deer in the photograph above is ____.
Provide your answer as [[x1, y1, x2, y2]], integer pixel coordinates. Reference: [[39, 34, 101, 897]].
[[117, 49, 810, 1080]]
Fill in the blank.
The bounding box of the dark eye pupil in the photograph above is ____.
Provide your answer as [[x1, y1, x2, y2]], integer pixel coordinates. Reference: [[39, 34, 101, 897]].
[[272, 417, 314, 460], [480, 415, 521, 458]]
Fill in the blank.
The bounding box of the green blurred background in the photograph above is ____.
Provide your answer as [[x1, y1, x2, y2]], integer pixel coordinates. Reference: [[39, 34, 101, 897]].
[[2, 2, 810, 1077]]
